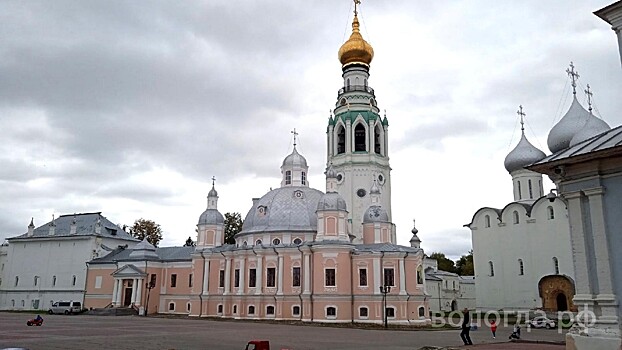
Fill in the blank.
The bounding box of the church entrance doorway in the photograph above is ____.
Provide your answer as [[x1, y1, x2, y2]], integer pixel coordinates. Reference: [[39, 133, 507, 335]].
[[556, 293, 568, 311], [123, 279, 134, 306], [538, 275, 576, 312], [451, 300, 457, 311]]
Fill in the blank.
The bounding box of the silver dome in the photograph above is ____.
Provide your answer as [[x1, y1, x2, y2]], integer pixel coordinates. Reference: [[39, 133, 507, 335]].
[[198, 209, 224, 225], [504, 132, 546, 173], [240, 186, 324, 234], [208, 186, 218, 197], [569, 114, 611, 147], [282, 147, 308, 168], [547, 97, 593, 153], [317, 192, 347, 211], [363, 205, 389, 223]]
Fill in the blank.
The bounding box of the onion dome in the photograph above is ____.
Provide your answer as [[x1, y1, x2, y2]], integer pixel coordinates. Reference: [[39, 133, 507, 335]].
[[338, 14, 374, 68], [504, 131, 546, 173], [198, 209, 224, 225], [282, 146, 308, 168], [363, 205, 389, 223], [569, 114, 611, 147], [547, 97, 595, 153], [208, 185, 218, 197], [317, 192, 347, 211]]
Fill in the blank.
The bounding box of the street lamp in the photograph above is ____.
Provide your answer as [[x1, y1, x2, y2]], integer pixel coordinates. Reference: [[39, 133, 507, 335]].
[[379, 285, 391, 328]]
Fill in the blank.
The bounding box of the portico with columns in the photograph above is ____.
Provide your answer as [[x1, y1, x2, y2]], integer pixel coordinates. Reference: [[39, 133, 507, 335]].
[[111, 265, 146, 307]]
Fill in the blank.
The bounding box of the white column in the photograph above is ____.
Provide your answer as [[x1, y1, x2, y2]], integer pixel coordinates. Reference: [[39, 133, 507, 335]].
[[131, 278, 138, 304], [224, 257, 231, 295], [116, 280, 124, 306], [368, 119, 374, 154], [112, 279, 120, 305], [277, 255, 284, 295], [135, 279, 143, 306], [303, 253, 311, 294], [373, 258, 381, 295], [346, 120, 352, 153], [238, 258, 246, 295], [399, 258, 406, 295], [256, 256, 263, 295], [203, 259, 209, 295]]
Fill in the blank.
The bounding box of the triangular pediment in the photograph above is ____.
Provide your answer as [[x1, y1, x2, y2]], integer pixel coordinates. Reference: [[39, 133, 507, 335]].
[[111, 264, 146, 278]]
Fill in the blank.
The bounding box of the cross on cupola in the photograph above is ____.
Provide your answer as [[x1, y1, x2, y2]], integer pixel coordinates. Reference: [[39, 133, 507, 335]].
[[566, 61, 580, 95], [354, 0, 361, 16], [212, 176, 216, 186], [291, 128, 299, 147], [517, 105, 526, 132], [585, 84, 593, 113]]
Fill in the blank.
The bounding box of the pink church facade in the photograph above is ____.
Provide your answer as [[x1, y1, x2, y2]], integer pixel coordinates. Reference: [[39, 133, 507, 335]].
[[84, 3, 430, 326]]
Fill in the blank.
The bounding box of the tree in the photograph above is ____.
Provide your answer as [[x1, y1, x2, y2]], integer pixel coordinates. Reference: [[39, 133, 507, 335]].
[[224, 212, 243, 245], [129, 218, 163, 247], [183, 236, 195, 247], [456, 250, 474, 276], [429, 252, 457, 273]]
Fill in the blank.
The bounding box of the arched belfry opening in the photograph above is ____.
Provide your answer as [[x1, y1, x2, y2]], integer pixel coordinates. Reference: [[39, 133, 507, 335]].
[[556, 293, 568, 312], [336, 125, 346, 154], [354, 123, 366, 152], [374, 124, 383, 155]]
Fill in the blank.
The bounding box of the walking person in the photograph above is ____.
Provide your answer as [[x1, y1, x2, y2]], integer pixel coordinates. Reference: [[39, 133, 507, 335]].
[[490, 319, 497, 339], [460, 308, 473, 345]]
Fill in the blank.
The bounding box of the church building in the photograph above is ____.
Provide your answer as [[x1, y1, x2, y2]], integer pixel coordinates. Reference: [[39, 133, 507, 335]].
[[83, 3, 430, 325], [466, 63, 612, 313]]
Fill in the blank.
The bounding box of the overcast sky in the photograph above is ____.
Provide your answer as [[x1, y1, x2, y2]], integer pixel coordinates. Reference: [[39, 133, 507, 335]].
[[1, 0, 621, 260]]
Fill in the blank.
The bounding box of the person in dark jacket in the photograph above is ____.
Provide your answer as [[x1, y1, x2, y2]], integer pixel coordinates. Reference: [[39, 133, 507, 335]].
[[460, 308, 473, 345]]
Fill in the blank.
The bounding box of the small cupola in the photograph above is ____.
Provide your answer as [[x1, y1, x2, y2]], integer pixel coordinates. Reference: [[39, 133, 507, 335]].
[[70, 214, 77, 235], [27, 218, 35, 236], [280, 129, 309, 187], [48, 215, 56, 236], [410, 219, 421, 249]]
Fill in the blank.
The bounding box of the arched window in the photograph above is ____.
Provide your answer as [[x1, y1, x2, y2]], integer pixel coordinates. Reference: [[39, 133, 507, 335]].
[[285, 170, 292, 185], [346, 78, 350, 88], [293, 238, 302, 245], [513, 211, 519, 224], [248, 305, 255, 315], [489, 261, 495, 277], [168, 302, 175, 311], [528, 179, 533, 199], [266, 305, 275, 315], [187, 302, 191, 312], [326, 306, 336, 318], [34, 276, 39, 286], [217, 304, 223, 314], [301, 171, 306, 185], [52, 276, 56, 286], [354, 124, 366, 152], [518, 181, 522, 200], [518, 259, 524, 275], [547, 206, 555, 220], [272, 238, 281, 245], [484, 215, 491, 228], [14, 276, 19, 286], [255, 239, 262, 246], [418, 306, 425, 317], [233, 305, 237, 314], [553, 257, 559, 274], [336, 125, 346, 154], [374, 125, 382, 155], [72, 275, 77, 286]]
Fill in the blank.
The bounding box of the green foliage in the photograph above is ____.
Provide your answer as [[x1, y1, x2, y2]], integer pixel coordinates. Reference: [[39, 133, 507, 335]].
[[456, 250, 474, 276], [183, 236, 195, 247], [129, 218, 163, 247], [429, 252, 457, 273], [224, 212, 243, 245]]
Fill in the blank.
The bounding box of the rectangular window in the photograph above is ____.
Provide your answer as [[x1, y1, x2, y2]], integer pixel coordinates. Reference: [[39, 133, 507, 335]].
[[249, 268, 256, 288], [285, 171, 292, 185], [234, 269, 240, 288], [219, 270, 225, 288], [266, 268, 276, 288], [292, 267, 301, 287], [188, 273, 193, 288], [359, 268, 367, 287], [301, 172, 306, 185], [325, 269, 336, 287], [95, 276, 102, 289], [383, 268, 394, 287], [149, 274, 157, 288], [170, 274, 177, 288]]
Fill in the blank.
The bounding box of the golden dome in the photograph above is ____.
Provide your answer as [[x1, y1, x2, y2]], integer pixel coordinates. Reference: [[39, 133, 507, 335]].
[[338, 14, 374, 68]]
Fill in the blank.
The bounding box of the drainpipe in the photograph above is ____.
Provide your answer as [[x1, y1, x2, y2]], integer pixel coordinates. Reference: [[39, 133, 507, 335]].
[[310, 244, 314, 322], [296, 245, 304, 321], [403, 252, 409, 323], [199, 250, 206, 317]]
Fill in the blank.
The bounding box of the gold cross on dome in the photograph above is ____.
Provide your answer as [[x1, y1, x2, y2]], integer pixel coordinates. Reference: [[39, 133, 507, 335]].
[[566, 61, 580, 95], [291, 128, 298, 147], [517, 105, 526, 131], [354, 0, 361, 16]]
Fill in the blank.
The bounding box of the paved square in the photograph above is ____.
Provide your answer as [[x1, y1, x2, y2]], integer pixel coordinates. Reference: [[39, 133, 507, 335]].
[[0, 313, 565, 350]]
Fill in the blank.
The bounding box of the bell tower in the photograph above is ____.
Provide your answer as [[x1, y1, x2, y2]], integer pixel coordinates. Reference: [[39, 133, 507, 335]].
[[327, 0, 392, 243]]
